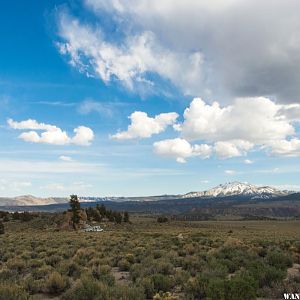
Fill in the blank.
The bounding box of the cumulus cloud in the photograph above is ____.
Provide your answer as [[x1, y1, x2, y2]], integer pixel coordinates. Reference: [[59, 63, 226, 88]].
[[178, 97, 294, 143], [113, 96, 300, 162], [153, 138, 212, 163], [268, 139, 300, 157], [171, 97, 300, 160], [56, 0, 300, 101], [214, 141, 253, 159], [111, 111, 178, 140], [72, 126, 94, 146], [8, 119, 94, 146]]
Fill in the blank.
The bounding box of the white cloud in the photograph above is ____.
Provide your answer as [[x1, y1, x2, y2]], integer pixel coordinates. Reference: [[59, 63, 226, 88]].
[[8, 119, 94, 146], [57, 13, 204, 94], [72, 126, 94, 146], [59, 155, 73, 162], [268, 139, 300, 157], [171, 97, 300, 161], [153, 138, 212, 163], [19, 131, 42, 143], [214, 140, 253, 159], [111, 111, 178, 140], [244, 159, 253, 164], [112, 96, 300, 162], [178, 97, 294, 143], [7, 118, 56, 131], [225, 170, 236, 175]]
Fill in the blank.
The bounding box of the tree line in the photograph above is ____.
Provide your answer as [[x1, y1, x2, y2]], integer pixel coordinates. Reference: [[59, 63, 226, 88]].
[[69, 195, 130, 229]]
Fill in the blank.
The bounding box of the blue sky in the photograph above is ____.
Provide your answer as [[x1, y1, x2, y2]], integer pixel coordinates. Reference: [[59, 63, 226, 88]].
[[1, 0, 300, 197]]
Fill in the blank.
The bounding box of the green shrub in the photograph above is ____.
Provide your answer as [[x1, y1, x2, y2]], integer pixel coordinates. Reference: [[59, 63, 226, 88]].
[[157, 217, 169, 223], [58, 261, 82, 278], [184, 275, 209, 299], [23, 275, 44, 294], [0, 283, 29, 300], [6, 258, 26, 273], [46, 271, 68, 294], [0, 269, 19, 282], [91, 265, 115, 286], [151, 274, 174, 293], [62, 277, 110, 300], [225, 275, 257, 300], [138, 277, 155, 298], [32, 265, 52, 280], [110, 285, 144, 300], [265, 250, 293, 269], [259, 265, 285, 287], [157, 261, 174, 275], [45, 254, 62, 267], [207, 278, 226, 300], [118, 259, 131, 271]]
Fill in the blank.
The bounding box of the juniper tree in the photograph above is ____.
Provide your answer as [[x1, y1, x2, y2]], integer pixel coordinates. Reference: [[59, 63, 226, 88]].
[[0, 221, 4, 235], [115, 212, 123, 224], [69, 195, 81, 229], [123, 211, 129, 223]]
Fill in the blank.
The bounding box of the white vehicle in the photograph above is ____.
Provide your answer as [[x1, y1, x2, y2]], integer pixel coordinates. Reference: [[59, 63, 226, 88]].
[[83, 224, 104, 232]]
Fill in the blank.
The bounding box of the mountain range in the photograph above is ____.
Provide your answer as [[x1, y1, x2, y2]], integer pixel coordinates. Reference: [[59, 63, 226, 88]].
[[0, 182, 294, 207], [182, 182, 290, 199]]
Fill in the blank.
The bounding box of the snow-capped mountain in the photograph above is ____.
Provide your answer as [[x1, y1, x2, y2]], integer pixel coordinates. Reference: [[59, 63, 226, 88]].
[[182, 182, 290, 199]]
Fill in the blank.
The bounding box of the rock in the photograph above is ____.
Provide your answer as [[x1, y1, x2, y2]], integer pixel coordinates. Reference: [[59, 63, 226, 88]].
[[59, 210, 87, 231]]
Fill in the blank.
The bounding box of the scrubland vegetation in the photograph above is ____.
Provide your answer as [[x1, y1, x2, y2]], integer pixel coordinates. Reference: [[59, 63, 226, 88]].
[[0, 212, 299, 299]]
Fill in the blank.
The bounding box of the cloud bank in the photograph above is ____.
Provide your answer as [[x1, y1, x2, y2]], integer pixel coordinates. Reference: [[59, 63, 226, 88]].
[[56, 0, 300, 101]]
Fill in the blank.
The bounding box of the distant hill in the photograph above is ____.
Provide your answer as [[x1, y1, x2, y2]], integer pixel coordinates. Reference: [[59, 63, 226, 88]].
[[0, 195, 68, 206]]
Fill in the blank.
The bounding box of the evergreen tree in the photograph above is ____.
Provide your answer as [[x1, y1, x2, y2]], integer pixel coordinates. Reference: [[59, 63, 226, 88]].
[[98, 204, 107, 217], [69, 195, 81, 229], [12, 212, 20, 220], [0, 221, 4, 235], [20, 212, 33, 222], [115, 212, 122, 224], [123, 211, 129, 223]]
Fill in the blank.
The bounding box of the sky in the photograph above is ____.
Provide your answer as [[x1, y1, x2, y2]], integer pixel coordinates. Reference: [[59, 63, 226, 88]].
[[1, 0, 300, 197]]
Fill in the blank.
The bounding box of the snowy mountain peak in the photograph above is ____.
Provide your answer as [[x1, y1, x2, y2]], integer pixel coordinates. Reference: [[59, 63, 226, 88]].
[[182, 181, 289, 198]]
